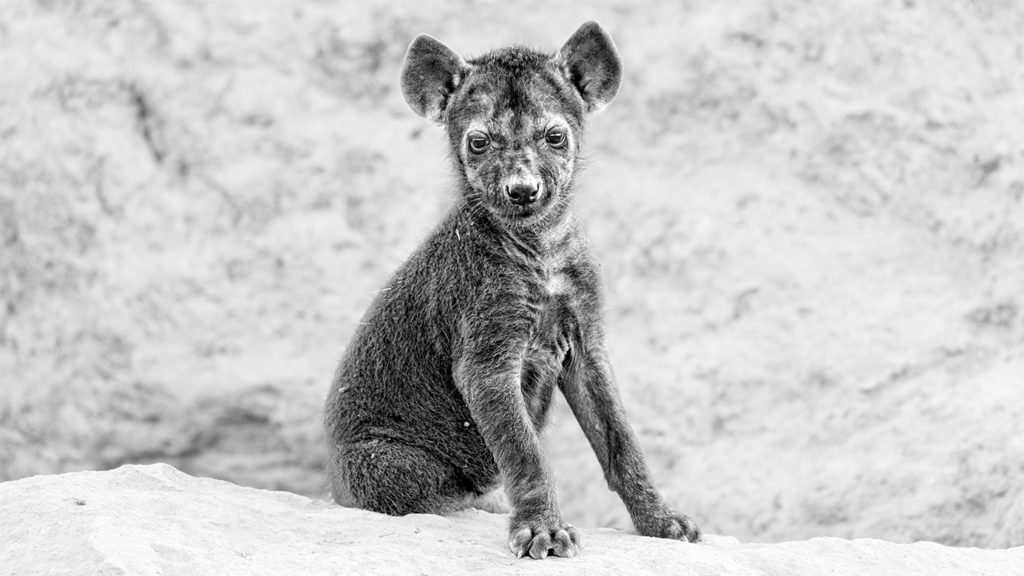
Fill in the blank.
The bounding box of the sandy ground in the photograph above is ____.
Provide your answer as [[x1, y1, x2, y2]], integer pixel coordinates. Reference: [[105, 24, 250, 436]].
[[3, 464, 1022, 575], [1, 0, 1023, 548]]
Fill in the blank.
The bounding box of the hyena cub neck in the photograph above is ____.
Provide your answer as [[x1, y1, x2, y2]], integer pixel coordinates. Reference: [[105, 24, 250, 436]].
[[325, 22, 700, 562]]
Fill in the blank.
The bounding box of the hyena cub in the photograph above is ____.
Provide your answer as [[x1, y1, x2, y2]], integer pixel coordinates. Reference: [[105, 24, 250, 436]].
[[324, 22, 701, 559]]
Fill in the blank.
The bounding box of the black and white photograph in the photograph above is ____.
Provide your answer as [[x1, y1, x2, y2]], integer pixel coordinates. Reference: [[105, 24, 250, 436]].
[[1, 1, 1022, 574]]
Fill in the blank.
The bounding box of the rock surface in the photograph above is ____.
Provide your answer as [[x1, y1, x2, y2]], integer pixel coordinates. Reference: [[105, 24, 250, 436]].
[[1, 465, 1022, 576]]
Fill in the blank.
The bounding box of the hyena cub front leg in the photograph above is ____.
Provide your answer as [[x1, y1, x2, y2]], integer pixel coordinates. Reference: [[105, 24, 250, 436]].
[[455, 319, 581, 559], [561, 346, 701, 543]]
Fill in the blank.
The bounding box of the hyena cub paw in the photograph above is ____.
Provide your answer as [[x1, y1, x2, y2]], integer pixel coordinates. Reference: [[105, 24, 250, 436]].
[[508, 516, 582, 559], [637, 509, 702, 543]]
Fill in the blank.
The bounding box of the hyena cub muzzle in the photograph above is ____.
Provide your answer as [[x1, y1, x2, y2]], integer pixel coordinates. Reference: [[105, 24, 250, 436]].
[[324, 21, 701, 559]]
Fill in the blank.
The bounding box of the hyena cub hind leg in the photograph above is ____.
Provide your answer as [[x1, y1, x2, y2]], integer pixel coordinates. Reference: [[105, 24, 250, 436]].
[[329, 440, 471, 515], [462, 488, 511, 514]]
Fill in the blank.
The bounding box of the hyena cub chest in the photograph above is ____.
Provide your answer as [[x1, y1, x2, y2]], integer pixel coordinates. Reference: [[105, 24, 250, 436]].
[[519, 259, 585, 429]]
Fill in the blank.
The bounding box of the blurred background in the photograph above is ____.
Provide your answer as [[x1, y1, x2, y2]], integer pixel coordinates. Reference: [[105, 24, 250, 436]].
[[1, 0, 1022, 548]]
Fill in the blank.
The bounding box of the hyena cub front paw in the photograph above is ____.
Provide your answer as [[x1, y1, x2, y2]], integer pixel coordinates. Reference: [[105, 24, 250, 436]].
[[508, 516, 581, 559], [636, 509, 702, 543]]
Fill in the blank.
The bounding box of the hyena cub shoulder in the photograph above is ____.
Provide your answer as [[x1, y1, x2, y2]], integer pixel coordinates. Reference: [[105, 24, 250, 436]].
[[324, 22, 700, 559]]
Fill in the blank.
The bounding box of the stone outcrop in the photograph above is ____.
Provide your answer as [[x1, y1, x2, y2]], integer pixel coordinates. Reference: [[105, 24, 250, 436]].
[[2, 465, 1021, 575]]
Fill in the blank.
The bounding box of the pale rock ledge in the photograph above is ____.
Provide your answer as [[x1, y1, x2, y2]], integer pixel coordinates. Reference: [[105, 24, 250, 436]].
[[1, 464, 1020, 575]]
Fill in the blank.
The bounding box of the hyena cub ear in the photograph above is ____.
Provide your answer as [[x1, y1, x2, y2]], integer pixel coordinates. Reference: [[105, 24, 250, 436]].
[[401, 34, 468, 123], [557, 21, 622, 112]]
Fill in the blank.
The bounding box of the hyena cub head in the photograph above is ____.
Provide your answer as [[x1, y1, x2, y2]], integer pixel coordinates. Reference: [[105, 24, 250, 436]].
[[400, 22, 621, 228]]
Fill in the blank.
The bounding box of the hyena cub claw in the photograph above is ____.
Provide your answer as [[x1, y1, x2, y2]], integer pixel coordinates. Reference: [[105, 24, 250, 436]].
[[509, 521, 582, 559], [324, 21, 701, 559], [638, 510, 702, 543]]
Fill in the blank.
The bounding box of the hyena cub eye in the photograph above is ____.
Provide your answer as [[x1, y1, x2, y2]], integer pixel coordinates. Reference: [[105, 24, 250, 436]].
[[467, 131, 490, 154], [544, 127, 568, 149]]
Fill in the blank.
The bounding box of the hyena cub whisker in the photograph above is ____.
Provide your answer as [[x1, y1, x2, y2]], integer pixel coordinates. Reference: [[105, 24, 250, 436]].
[[324, 21, 701, 559]]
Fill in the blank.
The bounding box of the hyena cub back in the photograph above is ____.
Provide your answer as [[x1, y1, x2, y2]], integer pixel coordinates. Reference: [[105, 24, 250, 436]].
[[325, 22, 700, 560]]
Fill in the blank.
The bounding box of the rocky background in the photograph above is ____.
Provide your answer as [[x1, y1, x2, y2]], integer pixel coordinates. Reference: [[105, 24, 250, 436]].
[[1, 0, 1022, 548]]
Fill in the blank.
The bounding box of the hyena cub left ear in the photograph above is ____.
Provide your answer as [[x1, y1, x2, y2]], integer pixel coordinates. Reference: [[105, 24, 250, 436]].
[[557, 21, 622, 113], [401, 34, 468, 123]]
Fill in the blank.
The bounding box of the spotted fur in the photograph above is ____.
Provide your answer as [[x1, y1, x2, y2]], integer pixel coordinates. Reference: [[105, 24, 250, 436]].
[[324, 21, 701, 560]]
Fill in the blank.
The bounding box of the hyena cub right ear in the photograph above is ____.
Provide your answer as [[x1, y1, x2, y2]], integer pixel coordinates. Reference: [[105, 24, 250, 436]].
[[401, 34, 468, 123], [557, 21, 622, 113]]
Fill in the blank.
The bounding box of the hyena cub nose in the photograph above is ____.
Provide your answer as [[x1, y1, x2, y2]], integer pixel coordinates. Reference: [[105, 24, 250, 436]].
[[506, 181, 539, 206]]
